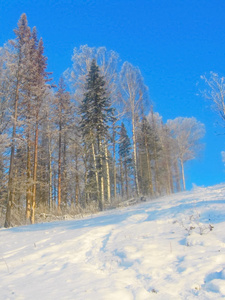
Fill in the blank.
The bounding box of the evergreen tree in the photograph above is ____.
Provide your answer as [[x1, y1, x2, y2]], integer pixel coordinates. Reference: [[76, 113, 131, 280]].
[[118, 122, 132, 199], [79, 59, 113, 210]]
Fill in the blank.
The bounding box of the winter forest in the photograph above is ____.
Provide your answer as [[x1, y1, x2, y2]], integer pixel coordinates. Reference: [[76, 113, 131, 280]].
[[0, 14, 205, 227]]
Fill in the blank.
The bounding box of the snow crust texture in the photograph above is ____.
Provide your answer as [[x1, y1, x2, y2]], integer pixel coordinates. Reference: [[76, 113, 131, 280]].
[[1, 184, 225, 299]]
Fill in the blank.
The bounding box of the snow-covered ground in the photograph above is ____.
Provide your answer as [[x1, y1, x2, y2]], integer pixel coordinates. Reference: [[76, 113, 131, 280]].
[[1, 184, 225, 300]]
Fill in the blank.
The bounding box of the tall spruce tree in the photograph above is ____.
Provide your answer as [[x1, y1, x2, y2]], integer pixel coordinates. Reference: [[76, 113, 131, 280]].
[[79, 59, 113, 210], [118, 122, 132, 199]]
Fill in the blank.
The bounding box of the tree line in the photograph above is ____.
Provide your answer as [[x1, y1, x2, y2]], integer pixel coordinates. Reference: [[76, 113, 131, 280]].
[[0, 14, 205, 227]]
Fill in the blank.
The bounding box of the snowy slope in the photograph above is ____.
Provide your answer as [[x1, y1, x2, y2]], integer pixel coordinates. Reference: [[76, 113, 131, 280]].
[[1, 185, 225, 300]]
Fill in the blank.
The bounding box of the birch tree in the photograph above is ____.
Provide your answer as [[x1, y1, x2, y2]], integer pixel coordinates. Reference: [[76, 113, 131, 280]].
[[167, 117, 205, 190], [201, 72, 225, 125], [119, 61, 148, 196]]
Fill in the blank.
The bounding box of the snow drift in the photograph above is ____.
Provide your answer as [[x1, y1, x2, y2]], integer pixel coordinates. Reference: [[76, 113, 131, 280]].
[[1, 184, 225, 299]]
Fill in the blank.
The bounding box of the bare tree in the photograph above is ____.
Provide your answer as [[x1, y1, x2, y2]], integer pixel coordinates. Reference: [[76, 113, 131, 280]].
[[65, 45, 119, 105], [54, 77, 71, 210], [201, 72, 225, 125], [119, 62, 148, 196], [4, 13, 31, 227], [0, 47, 11, 210], [167, 117, 205, 190]]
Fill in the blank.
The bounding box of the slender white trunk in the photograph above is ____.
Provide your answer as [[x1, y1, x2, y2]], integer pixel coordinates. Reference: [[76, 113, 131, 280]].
[[180, 159, 186, 191], [105, 144, 110, 202], [132, 115, 140, 196], [48, 140, 53, 209], [31, 118, 39, 224], [99, 140, 104, 210], [5, 79, 19, 228], [91, 142, 100, 201], [113, 125, 117, 201], [144, 133, 153, 195]]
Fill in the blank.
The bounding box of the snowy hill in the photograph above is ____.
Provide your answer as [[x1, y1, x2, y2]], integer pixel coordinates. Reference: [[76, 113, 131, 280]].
[[1, 185, 225, 299]]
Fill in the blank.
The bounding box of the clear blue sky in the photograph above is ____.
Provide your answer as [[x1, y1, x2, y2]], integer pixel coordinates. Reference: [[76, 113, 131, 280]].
[[1, 0, 225, 189]]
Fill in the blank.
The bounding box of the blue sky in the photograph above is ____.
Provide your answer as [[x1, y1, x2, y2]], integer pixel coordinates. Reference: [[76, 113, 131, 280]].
[[1, 0, 225, 189]]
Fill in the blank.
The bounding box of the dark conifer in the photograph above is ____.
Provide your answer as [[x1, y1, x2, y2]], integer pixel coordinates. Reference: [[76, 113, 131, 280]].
[[80, 59, 113, 145], [79, 59, 113, 210], [118, 122, 132, 199]]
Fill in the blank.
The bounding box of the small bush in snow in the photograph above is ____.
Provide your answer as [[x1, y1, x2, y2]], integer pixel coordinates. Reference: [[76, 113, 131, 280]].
[[179, 211, 214, 236]]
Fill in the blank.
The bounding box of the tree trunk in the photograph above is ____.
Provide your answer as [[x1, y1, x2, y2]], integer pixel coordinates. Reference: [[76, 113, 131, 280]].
[[151, 109, 160, 195], [62, 133, 67, 204], [124, 162, 129, 199], [120, 159, 124, 199], [58, 122, 62, 210], [165, 148, 174, 195], [152, 140, 160, 195], [160, 137, 172, 195], [112, 123, 117, 200], [180, 159, 186, 191], [83, 149, 89, 207], [99, 160, 105, 210], [30, 119, 39, 224], [132, 115, 140, 196], [104, 144, 111, 203], [75, 144, 79, 206], [4, 80, 19, 228], [174, 159, 181, 192], [99, 139, 104, 211], [48, 134, 53, 210], [91, 142, 100, 202], [144, 134, 153, 196], [26, 136, 32, 222]]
